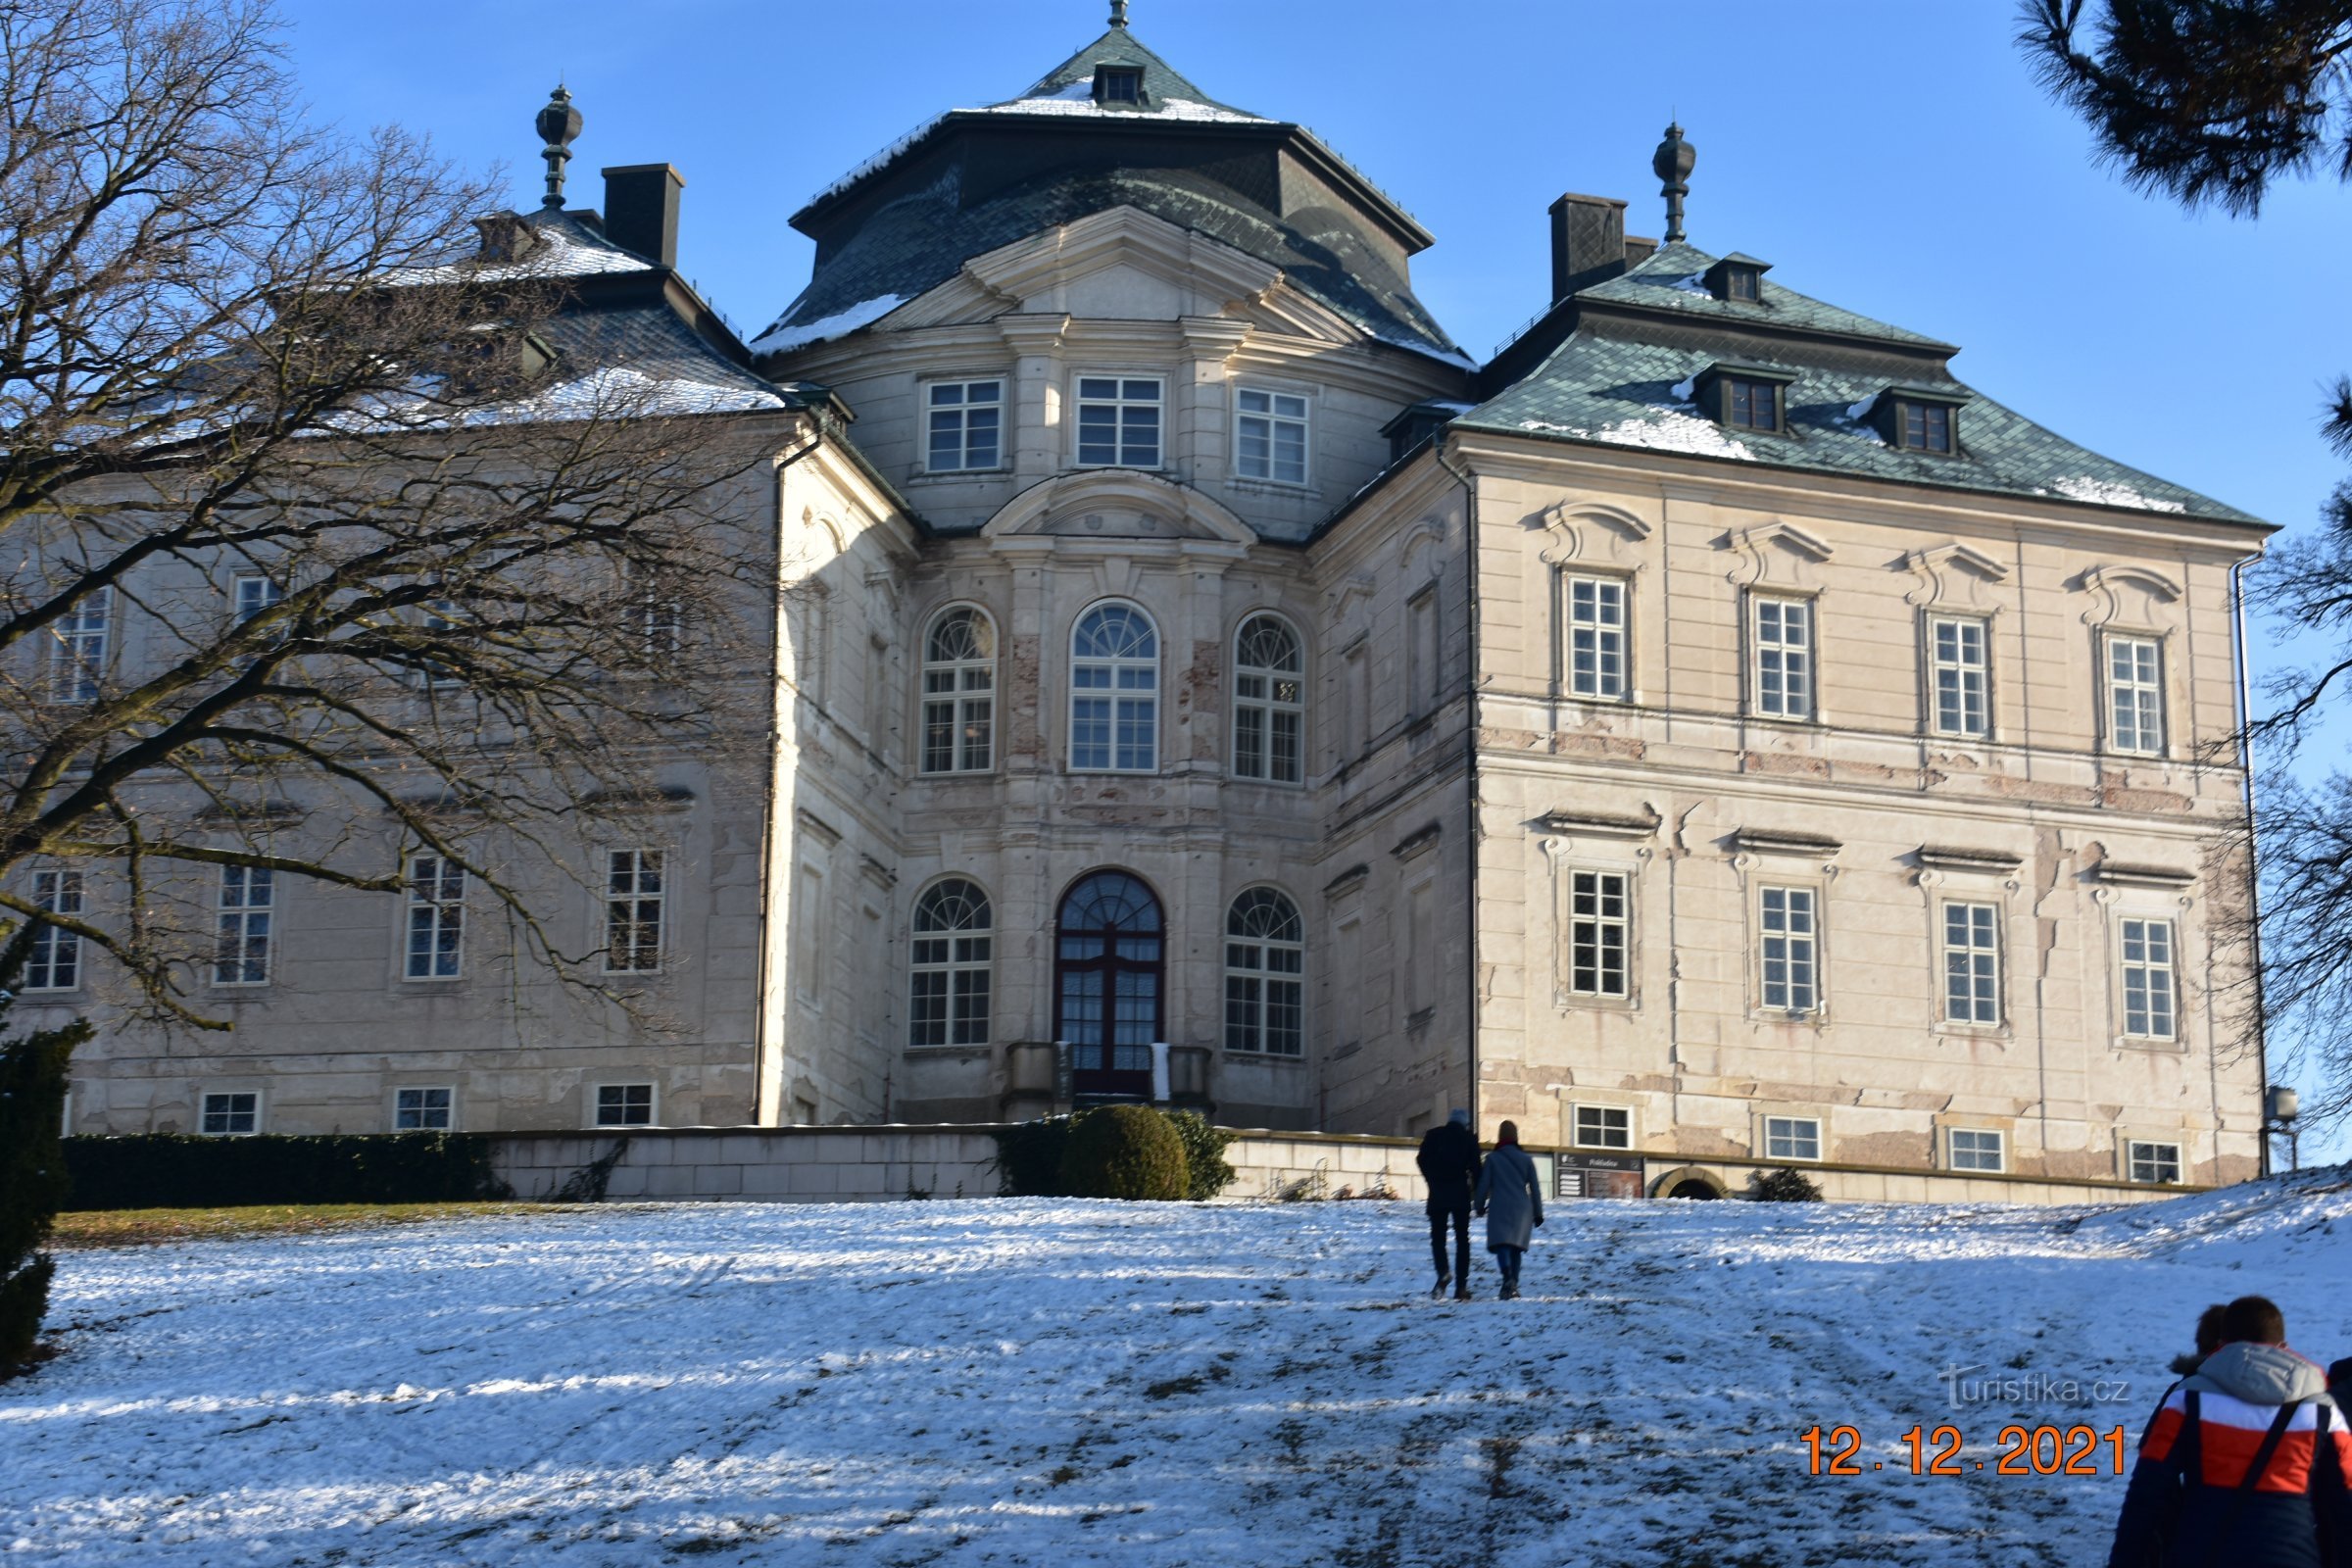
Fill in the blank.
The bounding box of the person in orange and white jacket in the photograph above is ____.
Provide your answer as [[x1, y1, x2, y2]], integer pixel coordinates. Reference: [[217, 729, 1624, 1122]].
[[2108, 1296, 2352, 1568]]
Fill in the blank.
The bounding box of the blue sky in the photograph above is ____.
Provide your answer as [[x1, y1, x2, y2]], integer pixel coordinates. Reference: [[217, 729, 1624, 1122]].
[[282, 1, 2349, 1156]]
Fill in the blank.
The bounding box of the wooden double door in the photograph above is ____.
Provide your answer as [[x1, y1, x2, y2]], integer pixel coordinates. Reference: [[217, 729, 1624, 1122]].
[[1054, 871, 1163, 1100]]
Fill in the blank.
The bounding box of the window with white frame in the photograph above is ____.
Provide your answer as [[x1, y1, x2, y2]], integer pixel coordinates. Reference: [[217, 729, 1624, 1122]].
[[1232, 614, 1304, 784], [1765, 1115, 1821, 1160], [1758, 885, 1819, 1013], [628, 567, 682, 658], [2120, 916, 2178, 1040], [1567, 868, 1631, 999], [1224, 887, 1303, 1056], [213, 865, 274, 986], [2106, 634, 2165, 756], [395, 1086, 454, 1131], [2128, 1140, 2182, 1185], [1752, 596, 1813, 719], [593, 1083, 655, 1127], [1948, 1127, 2005, 1172], [47, 587, 109, 704], [1235, 388, 1308, 484], [1070, 602, 1158, 772], [1940, 901, 2000, 1025], [1564, 574, 1629, 701], [1074, 376, 1161, 467], [604, 849, 664, 973], [418, 599, 464, 688], [404, 855, 466, 980], [24, 869, 83, 991], [201, 1092, 259, 1136], [920, 607, 996, 774], [1929, 615, 1990, 738], [233, 574, 285, 626], [926, 379, 1004, 472], [908, 878, 992, 1048], [1573, 1104, 1632, 1149]]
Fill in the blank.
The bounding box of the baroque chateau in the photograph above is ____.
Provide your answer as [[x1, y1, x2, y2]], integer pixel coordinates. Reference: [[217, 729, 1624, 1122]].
[[45, 9, 2272, 1200]]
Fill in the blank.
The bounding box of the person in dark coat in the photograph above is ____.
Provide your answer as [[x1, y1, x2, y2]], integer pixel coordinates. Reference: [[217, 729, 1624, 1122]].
[[1472, 1119, 1544, 1300], [1415, 1108, 1481, 1300], [2108, 1295, 2352, 1568]]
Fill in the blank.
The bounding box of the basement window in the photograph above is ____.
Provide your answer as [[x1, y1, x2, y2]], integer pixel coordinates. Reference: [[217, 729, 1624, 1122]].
[[1094, 66, 1144, 105]]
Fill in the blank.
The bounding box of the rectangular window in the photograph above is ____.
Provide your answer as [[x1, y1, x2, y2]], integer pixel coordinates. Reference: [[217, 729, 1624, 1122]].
[[1407, 588, 1440, 716], [593, 1083, 655, 1127], [2128, 1140, 2182, 1185], [1235, 388, 1308, 485], [1567, 868, 1631, 998], [395, 1086, 454, 1131], [926, 379, 1004, 472], [233, 574, 284, 625], [1752, 597, 1813, 719], [1758, 885, 1818, 1014], [1726, 376, 1780, 431], [212, 865, 274, 987], [24, 869, 84, 991], [47, 587, 110, 704], [1929, 616, 1990, 738], [795, 865, 826, 1006], [1940, 901, 2000, 1025], [1948, 1128, 2005, 1173], [419, 599, 464, 688], [1564, 575, 1629, 701], [2120, 916, 2178, 1040], [604, 849, 664, 973], [1074, 376, 1161, 467], [1573, 1104, 1632, 1150], [2107, 634, 2165, 756], [1764, 1115, 1821, 1161], [201, 1092, 259, 1136], [1900, 402, 1953, 454], [404, 855, 465, 980]]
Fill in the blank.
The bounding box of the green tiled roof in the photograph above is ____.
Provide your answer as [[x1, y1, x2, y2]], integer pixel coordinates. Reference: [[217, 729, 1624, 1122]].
[[1459, 243, 2257, 525]]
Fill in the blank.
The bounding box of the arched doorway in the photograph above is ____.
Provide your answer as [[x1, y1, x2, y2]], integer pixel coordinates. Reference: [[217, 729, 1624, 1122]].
[[1055, 871, 1164, 1100]]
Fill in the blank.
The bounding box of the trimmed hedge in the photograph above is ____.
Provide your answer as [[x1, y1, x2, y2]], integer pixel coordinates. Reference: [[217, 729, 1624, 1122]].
[[1, 923, 90, 1374], [1057, 1103, 1189, 1200], [990, 1106, 1236, 1201], [62, 1132, 512, 1212]]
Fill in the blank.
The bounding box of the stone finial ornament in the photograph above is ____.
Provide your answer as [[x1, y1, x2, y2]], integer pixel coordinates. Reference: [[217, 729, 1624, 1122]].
[[1108, 0, 1129, 26], [536, 84, 583, 210], [1651, 122, 1694, 244]]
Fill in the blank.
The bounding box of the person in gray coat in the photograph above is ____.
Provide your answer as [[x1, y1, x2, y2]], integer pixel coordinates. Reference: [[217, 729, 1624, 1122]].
[[1472, 1119, 1544, 1299]]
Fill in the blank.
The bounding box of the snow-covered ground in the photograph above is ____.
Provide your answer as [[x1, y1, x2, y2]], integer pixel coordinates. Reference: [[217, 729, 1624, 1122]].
[[7, 1171, 2351, 1566]]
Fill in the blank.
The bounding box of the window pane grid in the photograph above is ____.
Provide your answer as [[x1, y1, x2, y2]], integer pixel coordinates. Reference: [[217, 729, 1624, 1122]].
[[1566, 576, 1629, 700], [213, 865, 274, 986], [926, 380, 1004, 472], [1727, 377, 1778, 431], [1071, 605, 1157, 772], [920, 608, 996, 774], [1754, 598, 1812, 718], [1574, 1105, 1631, 1149], [1940, 901, 2000, 1025], [1949, 1128, 2004, 1172], [1232, 614, 1304, 783], [2108, 635, 2164, 755], [396, 1087, 453, 1131], [1224, 889, 1303, 1055], [2121, 917, 2177, 1039], [1759, 885, 1818, 1012], [25, 868, 83, 991], [405, 856, 466, 980], [2128, 1141, 2181, 1184], [595, 1084, 654, 1127], [1930, 616, 1989, 738], [202, 1092, 258, 1136], [910, 880, 992, 1048], [1235, 388, 1309, 484], [1568, 868, 1631, 998], [47, 587, 109, 704], [1075, 377, 1161, 467], [1765, 1116, 1821, 1160], [604, 849, 665, 974]]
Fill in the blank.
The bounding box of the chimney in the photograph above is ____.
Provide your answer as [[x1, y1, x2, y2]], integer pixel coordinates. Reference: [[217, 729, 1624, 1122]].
[[601, 163, 684, 268], [1547, 192, 1627, 302]]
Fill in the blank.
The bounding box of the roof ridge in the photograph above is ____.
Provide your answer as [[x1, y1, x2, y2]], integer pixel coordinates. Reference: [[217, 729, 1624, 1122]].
[[1008, 24, 1251, 116]]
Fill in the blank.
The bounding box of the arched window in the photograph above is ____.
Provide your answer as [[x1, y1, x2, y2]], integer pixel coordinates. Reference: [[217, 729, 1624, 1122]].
[[1069, 603, 1157, 772], [1055, 870, 1163, 1096], [920, 606, 995, 774], [1225, 887, 1303, 1056], [1232, 613, 1304, 784], [908, 879, 991, 1047]]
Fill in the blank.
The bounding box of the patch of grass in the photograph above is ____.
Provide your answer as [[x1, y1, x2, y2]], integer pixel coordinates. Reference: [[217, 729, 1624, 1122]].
[[49, 1200, 561, 1250]]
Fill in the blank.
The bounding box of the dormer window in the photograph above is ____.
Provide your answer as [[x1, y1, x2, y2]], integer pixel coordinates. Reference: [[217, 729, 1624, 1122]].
[[1871, 384, 1970, 457], [1694, 362, 1797, 434], [1704, 253, 1772, 303], [1094, 66, 1144, 105]]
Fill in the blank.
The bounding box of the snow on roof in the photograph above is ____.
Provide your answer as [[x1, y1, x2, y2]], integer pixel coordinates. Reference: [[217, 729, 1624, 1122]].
[[2044, 475, 2188, 514], [748, 292, 911, 357], [381, 225, 653, 287]]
